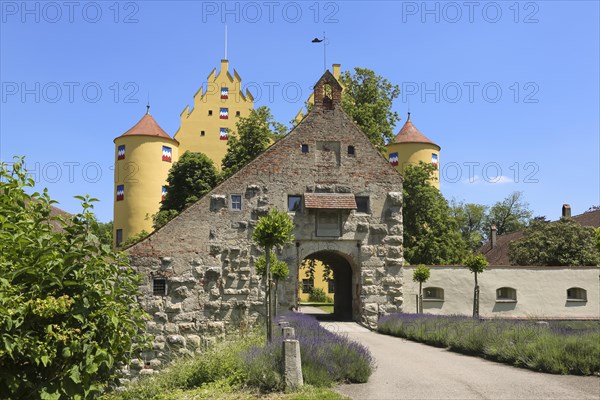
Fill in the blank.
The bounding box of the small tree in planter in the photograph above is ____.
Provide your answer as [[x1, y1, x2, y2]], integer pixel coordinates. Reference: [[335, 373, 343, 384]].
[[412, 265, 430, 313], [255, 252, 289, 319], [464, 254, 489, 318], [253, 209, 294, 343]]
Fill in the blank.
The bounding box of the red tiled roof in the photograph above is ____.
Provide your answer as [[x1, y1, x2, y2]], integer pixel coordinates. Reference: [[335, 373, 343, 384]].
[[115, 113, 178, 143], [480, 209, 600, 266], [391, 113, 439, 148], [304, 193, 357, 209]]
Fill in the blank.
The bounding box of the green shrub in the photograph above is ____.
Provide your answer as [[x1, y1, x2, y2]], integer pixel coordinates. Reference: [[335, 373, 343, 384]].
[[308, 288, 327, 303], [0, 158, 149, 399]]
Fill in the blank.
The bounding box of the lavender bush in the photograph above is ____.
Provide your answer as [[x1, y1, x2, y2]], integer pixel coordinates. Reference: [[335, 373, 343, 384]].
[[243, 312, 375, 391], [378, 313, 600, 375]]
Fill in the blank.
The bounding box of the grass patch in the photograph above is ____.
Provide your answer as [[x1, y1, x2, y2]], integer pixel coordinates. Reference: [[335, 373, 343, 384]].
[[378, 313, 600, 375]]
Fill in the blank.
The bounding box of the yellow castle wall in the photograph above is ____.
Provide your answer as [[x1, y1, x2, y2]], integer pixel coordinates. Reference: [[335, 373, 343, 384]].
[[174, 59, 254, 170], [386, 142, 441, 189], [113, 135, 178, 244]]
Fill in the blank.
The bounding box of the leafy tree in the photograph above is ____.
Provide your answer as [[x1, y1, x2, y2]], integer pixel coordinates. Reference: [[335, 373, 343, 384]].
[[412, 265, 431, 314], [485, 191, 532, 235], [451, 200, 488, 252], [96, 220, 113, 247], [153, 151, 219, 229], [255, 252, 289, 318], [308, 288, 328, 303], [509, 218, 600, 266], [252, 209, 295, 343], [0, 158, 148, 399], [403, 162, 466, 265], [339, 67, 401, 151], [221, 106, 287, 179], [464, 254, 488, 318]]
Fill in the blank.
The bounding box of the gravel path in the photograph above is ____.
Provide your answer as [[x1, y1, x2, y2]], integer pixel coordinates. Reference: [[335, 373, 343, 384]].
[[326, 322, 600, 400]]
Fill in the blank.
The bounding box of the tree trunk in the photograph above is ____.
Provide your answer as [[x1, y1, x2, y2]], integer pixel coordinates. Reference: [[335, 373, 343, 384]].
[[473, 272, 479, 319], [273, 280, 278, 318], [266, 246, 272, 343], [418, 281, 423, 314]]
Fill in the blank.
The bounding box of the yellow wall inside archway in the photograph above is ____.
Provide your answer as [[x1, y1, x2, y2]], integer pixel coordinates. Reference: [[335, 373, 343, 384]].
[[298, 259, 335, 302]]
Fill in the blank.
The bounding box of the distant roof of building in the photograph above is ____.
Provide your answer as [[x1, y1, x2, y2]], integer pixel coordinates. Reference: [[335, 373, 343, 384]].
[[47, 204, 70, 231], [480, 208, 600, 266], [115, 112, 178, 144], [304, 193, 357, 209], [391, 113, 440, 149]]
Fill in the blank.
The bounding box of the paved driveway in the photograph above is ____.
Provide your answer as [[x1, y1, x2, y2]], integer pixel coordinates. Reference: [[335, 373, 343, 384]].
[[324, 322, 600, 400]]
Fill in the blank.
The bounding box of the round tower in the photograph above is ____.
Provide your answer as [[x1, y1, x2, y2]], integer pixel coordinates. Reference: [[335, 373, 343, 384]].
[[386, 113, 441, 188], [113, 108, 179, 247]]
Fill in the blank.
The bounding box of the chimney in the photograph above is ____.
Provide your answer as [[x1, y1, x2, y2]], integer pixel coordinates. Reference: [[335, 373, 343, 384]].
[[490, 225, 497, 249], [332, 64, 341, 79], [562, 204, 571, 218]]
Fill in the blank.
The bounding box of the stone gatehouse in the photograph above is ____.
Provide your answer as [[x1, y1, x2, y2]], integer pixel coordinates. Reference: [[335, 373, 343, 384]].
[[127, 71, 405, 366]]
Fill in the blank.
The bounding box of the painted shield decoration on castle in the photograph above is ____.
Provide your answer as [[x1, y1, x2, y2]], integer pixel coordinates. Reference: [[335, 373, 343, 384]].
[[221, 87, 229, 99], [162, 146, 172, 162], [431, 153, 438, 169], [161, 186, 166, 201], [117, 145, 125, 160], [389, 152, 399, 166], [116, 185, 124, 201], [219, 108, 228, 119], [220, 127, 228, 140]]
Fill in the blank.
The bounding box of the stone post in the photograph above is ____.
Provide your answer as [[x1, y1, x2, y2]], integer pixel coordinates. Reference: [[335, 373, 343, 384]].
[[283, 339, 303, 389], [282, 326, 295, 338]]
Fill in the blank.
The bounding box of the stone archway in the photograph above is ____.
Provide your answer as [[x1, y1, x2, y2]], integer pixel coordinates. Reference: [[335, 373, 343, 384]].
[[302, 250, 356, 321]]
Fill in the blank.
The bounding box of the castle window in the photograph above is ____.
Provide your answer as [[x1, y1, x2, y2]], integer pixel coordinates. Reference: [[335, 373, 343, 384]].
[[201, 130, 205, 136], [355, 196, 369, 213], [161, 186, 167, 202], [302, 278, 314, 294], [117, 145, 125, 160], [316, 210, 341, 237], [288, 195, 302, 212], [301, 144, 309, 153], [115, 229, 123, 247], [230, 194, 242, 211], [496, 287, 517, 302], [153, 278, 167, 296], [236, 111, 241, 117], [221, 87, 229, 99], [347, 145, 355, 156], [162, 146, 172, 162], [328, 280, 335, 293], [208, 110, 213, 116], [567, 287, 587, 302], [220, 108, 229, 119], [116, 185, 124, 201], [423, 287, 444, 301], [432, 153, 439, 169]]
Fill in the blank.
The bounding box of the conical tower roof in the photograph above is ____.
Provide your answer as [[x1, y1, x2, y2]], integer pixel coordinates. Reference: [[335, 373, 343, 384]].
[[391, 113, 440, 149], [114, 110, 178, 144]]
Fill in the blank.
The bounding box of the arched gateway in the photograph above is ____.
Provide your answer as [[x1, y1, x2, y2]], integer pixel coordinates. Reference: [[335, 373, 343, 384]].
[[127, 70, 405, 372]]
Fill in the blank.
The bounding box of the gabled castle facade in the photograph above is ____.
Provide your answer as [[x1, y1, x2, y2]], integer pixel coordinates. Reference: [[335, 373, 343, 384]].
[[126, 71, 406, 366]]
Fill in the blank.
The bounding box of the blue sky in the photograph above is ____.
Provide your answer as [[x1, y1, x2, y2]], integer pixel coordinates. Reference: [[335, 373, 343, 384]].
[[1, 1, 598, 222]]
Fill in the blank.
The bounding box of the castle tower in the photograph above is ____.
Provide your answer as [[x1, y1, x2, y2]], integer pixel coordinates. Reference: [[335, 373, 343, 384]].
[[113, 109, 179, 246], [386, 113, 441, 188], [174, 59, 254, 169]]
